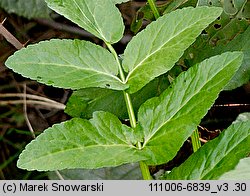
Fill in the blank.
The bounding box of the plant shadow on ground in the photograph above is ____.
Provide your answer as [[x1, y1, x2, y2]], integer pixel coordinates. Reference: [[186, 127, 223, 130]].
[[0, 3, 250, 179]]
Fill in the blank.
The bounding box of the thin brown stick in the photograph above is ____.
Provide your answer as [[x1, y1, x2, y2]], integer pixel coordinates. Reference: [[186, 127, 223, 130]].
[[0, 18, 24, 49], [0, 100, 65, 110], [23, 84, 36, 139], [54, 170, 65, 180], [199, 138, 208, 143], [22, 85, 65, 180], [0, 93, 65, 105], [1, 18, 65, 180], [213, 103, 250, 107]]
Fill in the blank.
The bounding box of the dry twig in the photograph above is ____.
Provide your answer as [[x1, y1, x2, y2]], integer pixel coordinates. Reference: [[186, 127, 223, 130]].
[[0, 93, 66, 109], [0, 18, 24, 49], [23, 84, 36, 139]]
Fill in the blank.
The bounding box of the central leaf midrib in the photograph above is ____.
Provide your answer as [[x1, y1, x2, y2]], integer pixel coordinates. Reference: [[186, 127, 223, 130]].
[[142, 57, 236, 146], [19, 62, 123, 82], [72, 0, 100, 37], [72, 0, 106, 41], [22, 143, 136, 165], [125, 17, 208, 82]]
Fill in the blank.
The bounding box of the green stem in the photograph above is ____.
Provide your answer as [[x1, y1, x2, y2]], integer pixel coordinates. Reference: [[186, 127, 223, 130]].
[[106, 43, 126, 82], [191, 129, 201, 152], [106, 42, 152, 180], [123, 92, 152, 180], [140, 161, 152, 180], [147, 0, 160, 19], [123, 92, 137, 128]]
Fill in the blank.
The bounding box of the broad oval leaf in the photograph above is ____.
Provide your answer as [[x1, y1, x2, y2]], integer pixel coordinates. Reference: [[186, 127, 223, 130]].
[[5, 39, 127, 91], [162, 121, 250, 180], [45, 0, 124, 43], [137, 52, 243, 165], [17, 111, 148, 171], [123, 6, 223, 93]]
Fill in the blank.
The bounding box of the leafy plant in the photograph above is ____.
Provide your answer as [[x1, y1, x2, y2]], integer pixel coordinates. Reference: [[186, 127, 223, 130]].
[[5, 0, 250, 180], [183, 0, 250, 91], [161, 121, 250, 179]]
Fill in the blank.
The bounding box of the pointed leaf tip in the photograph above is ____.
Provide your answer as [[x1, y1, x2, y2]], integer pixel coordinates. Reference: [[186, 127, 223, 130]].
[[162, 121, 250, 180], [17, 112, 147, 171], [5, 39, 127, 91], [138, 51, 243, 165]]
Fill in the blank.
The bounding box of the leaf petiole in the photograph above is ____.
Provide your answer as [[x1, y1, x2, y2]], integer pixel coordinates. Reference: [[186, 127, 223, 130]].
[[147, 0, 160, 19], [106, 42, 126, 82], [140, 161, 152, 180], [191, 129, 201, 152]]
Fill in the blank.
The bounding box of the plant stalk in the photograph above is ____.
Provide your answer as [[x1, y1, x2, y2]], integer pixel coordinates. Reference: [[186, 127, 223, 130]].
[[106, 42, 152, 180], [106, 43, 126, 82], [140, 161, 152, 180], [147, 0, 160, 19], [191, 129, 201, 152], [124, 92, 152, 180], [123, 92, 137, 128]]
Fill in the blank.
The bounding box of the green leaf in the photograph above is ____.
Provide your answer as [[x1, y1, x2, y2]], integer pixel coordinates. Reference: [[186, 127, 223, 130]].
[[17, 111, 148, 171], [65, 76, 169, 119], [163, 0, 189, 14], [190, 0, 249, 49], [234, 112, 250, 123], [65, 88, 125, 119], [137, 52, 243, 165], [112, 0, 130, 4], [0, 0, 51, 19], [45, 0, 124, 43], [179, 0, 250, 90], [48, 163, 142, 180], [190, 0, 249, 47], [219, 157, 250, 180], [130, 4, 153, 34], [185, 25, 250, 90], [221, 26, 250, 90], [198, 0, 247, 16], [241, 1, 250, 18], [5, 39, 127, 91], [178, 0, 198, 8], [161, 121, 250, 180], [123, 6, 223, 93]]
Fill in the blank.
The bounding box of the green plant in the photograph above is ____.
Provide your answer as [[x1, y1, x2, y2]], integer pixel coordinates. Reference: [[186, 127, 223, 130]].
[[131, 0, 250, 90], [5, 0, 250, 180]]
